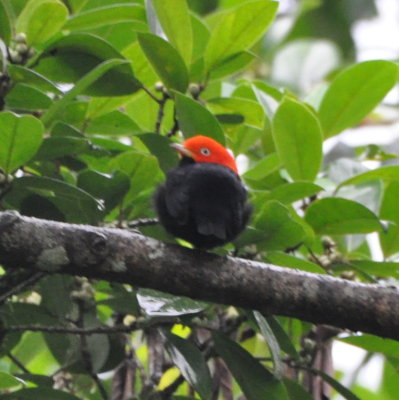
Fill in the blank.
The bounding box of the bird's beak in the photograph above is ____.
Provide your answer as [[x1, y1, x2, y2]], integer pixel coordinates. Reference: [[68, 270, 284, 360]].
[[170, 143, 195, 159]]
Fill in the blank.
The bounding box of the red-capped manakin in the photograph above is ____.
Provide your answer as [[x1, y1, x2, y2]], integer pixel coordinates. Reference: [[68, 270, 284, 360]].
[[154, 135, 252, 249]]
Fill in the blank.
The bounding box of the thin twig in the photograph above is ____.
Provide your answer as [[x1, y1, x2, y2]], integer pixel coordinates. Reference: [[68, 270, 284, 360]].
[[7, 352, 30, 374], [2, 324, 137, 335], [155, 92, 169, 134], [0, 271, 45, 304], [142, 86, 162, 104], [128, 218, 159, 229]]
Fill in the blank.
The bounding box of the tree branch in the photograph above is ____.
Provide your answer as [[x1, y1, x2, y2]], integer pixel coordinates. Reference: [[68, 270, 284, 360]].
[[0, 211, 398, 340]]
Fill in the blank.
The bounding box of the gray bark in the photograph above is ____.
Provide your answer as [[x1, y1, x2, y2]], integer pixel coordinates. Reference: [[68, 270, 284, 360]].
[[0, 211, 398, 340]]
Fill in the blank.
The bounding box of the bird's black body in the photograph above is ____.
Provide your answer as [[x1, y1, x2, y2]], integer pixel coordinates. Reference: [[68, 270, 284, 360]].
[[154, 158, 251, 249]]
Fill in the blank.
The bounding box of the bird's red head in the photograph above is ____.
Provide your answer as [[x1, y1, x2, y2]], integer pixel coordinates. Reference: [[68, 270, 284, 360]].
[[171, 135, 238, 174]]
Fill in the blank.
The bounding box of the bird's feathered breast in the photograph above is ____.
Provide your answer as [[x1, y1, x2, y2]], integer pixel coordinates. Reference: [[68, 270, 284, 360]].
[[154, 161, 251, 248]]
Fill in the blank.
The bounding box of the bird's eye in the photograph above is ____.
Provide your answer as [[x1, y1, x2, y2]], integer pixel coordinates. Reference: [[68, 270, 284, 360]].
[[200, 147, 211, 156]]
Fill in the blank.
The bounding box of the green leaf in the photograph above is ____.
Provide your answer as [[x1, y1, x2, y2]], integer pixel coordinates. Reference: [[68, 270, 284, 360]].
[[305, 198, 382, 235], [204, 0, 278, 71], [35, 136, 89, 160], [8, 65, 62, 94], [283, 378, 313, 400], [254, 311, 283, 379], [0, 372, 25, 390], [266, 252, 325, 274], [77, 170, 130, 213], [210, 51, 255, 80], [164, 332, 213, 400], [208, 97, 264, 127], [7, 176, 103, 223], [152, 0, 192, 66], [110, 151, 159, 202], [85, 110, 141, 135], [0, 2, 12, 44], [0, 387, 82, 399], [380, 181, 399, 223], [264, 316, 300, 360], [16, 0, 69, 46], [273, 97, 322, 182], [137, 289, 207, 317], [174, 92, 225, 145], [138, 133, 179, 174], [341, 334, 399, 360], [338, 165, 399, 191], [64, 4, 145, 31], [248, 200, 306, 250], [350, 260, 399, 279], [213, 331, 288, 400], [319, 60, 398, 137], [35, 33, 141, 96], [269, 182, 323, 204], [137, 33, 188, 93], [379, 223, 399, 258], [41, 59, 131, 127], [0, 111, 44, 174], [5, 84, 52, 111], [243, 153, 281, 181], [312, 369, 361, 400]]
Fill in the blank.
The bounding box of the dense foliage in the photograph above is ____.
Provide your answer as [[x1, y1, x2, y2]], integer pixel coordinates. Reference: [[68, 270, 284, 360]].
[[0, 0, 398, 399]]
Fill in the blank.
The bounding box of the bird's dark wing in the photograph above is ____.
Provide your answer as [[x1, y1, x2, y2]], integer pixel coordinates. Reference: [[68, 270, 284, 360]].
[[188, 163, 248, 241], [162, 166, 191, 224]]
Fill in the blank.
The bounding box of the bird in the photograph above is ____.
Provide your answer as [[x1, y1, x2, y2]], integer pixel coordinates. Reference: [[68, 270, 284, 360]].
[[154, 135, 251, 249]]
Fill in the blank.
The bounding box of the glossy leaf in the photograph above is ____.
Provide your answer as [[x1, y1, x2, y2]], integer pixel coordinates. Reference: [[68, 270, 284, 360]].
[[380, 223, 399, 258], [213, 331, 289, 400], [249, 200, 306, 250], [305, 198, 382, 235], [264, 316, 300, 359], [340, 334, 399, 359], [138, 133, 179, 173], [35, 136, 89, 160], [350, 260, 399, 279], [210, 51, 255, 79], [41, 59, 131, 127], [380, 181, 399, 223], [273, 97, 322, 182], [269, 182, 323, 204], [313, 370, 361, 400], [5, 84, 52, 110], [64, 4, 146, 30], [85, 110, 141, 135], [152, 0, 192, 65], [208, 97, 264, 128], [8, 65, 62, 94], [319, 60, 398, 137], [254, 311, 284, 378], [174, 92, 225, 144], [283, 378, 314, 400], [0, 387, 82, 399], [266, 252, 325, 274], [6, 176, 103, 223], [137, 289, 207, 316], [204, 0, 278, 71], [164, 332, 213, 400], [110, 151, 159, 202], [243, 153, 281, 180], [338, 166, 399, 190], [0, 1, 11, 44], [77, 170, 130, 213], [138, 33, 188, 93], [16, 0, 69, 46], [0, 111, 44, 174], [0, 372, 25, 389], [35, 33, 141, 96]]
